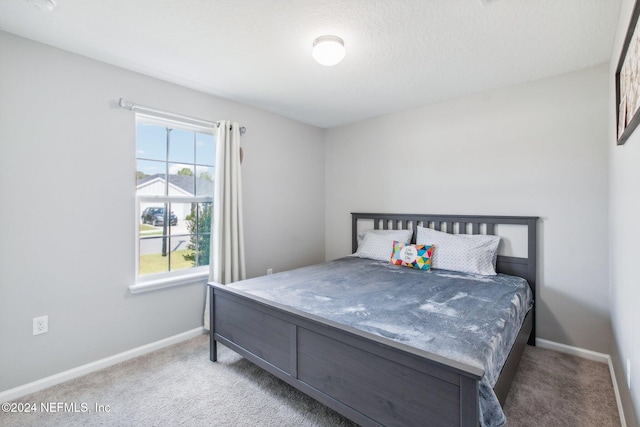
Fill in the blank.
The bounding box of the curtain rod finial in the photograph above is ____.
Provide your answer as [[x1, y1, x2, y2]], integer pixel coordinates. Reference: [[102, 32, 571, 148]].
[[119, 98, 134, 110]]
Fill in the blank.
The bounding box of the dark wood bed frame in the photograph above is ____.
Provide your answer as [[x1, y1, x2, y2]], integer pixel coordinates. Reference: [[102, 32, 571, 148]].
[[209, 213, 537, 426]]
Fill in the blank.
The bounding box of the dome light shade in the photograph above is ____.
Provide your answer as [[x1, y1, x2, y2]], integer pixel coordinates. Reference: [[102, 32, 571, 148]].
[[312, 35, 345, 66], [27, 0, 57, 12]]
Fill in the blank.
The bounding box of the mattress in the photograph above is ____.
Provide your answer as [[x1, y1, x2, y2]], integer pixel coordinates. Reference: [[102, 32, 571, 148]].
[[227, 256, 533, 426]]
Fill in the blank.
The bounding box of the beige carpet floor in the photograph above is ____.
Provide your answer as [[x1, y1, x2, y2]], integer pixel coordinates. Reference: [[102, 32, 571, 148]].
[[1, 334, 620, 426]]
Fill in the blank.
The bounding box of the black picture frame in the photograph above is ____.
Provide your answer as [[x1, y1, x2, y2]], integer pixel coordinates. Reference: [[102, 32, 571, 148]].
[[616, 0, 640, 145]]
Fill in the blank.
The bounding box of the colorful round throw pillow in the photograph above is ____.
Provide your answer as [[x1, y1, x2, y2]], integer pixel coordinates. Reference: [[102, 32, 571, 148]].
[[390, 241, 434, 271]]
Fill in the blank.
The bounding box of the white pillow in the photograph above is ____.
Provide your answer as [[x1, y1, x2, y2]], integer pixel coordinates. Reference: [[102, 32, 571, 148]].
[[354, 230, 412, 262], [415, 226, 499, 275], [356, 228, 413, 247]]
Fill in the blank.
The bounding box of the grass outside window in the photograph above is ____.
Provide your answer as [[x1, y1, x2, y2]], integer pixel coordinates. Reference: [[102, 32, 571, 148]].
[[139, 249, 194, 275]]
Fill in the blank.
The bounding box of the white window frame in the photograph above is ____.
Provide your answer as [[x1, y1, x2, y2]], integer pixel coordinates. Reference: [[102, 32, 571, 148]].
[[131, 113, 214, 293]]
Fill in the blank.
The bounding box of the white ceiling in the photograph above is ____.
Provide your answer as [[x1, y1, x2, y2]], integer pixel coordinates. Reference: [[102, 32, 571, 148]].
[[0, 0, 622, 128]]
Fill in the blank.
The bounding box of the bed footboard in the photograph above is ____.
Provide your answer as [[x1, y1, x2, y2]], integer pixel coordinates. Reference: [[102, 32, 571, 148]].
[[210, 285, 483, 427]]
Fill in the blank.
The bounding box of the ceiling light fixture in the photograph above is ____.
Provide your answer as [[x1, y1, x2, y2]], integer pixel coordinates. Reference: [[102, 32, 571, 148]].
[[312, 35, 345, 66], [27, 0, 58, 12]]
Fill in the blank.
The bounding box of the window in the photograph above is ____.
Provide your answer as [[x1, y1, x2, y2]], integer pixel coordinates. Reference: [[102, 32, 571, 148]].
[[133, 114, 215, 292]]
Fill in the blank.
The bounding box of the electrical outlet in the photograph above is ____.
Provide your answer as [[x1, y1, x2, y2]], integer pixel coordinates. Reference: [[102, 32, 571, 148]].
[[267, 268, 273, 275], [627, 358, 632, 390], [33, 315, 48, 335]]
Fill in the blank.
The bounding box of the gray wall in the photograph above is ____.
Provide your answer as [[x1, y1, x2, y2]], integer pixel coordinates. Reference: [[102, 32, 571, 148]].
[[325, 64, 611, 354], [609, 1, 640, 425], [0, 31, 326, 392]]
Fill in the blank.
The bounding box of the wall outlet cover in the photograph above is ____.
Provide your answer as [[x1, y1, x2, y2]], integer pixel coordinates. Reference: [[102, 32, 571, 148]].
[[33, 315, 48, 335]]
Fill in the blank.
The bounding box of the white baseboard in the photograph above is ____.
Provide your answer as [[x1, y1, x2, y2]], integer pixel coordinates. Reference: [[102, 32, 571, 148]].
[[608, 356, 628, 427], [536, 338, 609, 363], [0, 327, 205, 404], [535, 338, 626, 427]]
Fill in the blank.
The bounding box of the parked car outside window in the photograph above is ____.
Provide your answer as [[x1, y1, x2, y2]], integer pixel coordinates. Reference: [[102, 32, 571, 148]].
[[141, 207, 178, 226]]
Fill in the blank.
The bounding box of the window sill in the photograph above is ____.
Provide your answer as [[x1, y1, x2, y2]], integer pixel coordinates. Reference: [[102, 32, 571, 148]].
[[130, 271, 209, 294]]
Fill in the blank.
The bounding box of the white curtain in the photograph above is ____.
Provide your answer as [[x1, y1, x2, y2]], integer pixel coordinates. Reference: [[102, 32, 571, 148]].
[[204, 120, 246, 330]]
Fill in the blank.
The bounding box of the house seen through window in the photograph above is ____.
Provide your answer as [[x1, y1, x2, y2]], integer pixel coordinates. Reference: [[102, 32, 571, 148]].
[[136, 114, 215, 280]]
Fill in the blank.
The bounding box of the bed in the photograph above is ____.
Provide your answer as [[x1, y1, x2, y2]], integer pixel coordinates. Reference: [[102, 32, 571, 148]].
[[209, 213, 537, 426]]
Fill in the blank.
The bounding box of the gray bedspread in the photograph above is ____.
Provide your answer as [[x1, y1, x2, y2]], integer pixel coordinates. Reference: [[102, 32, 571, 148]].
[[227, 256, 533, 427]]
